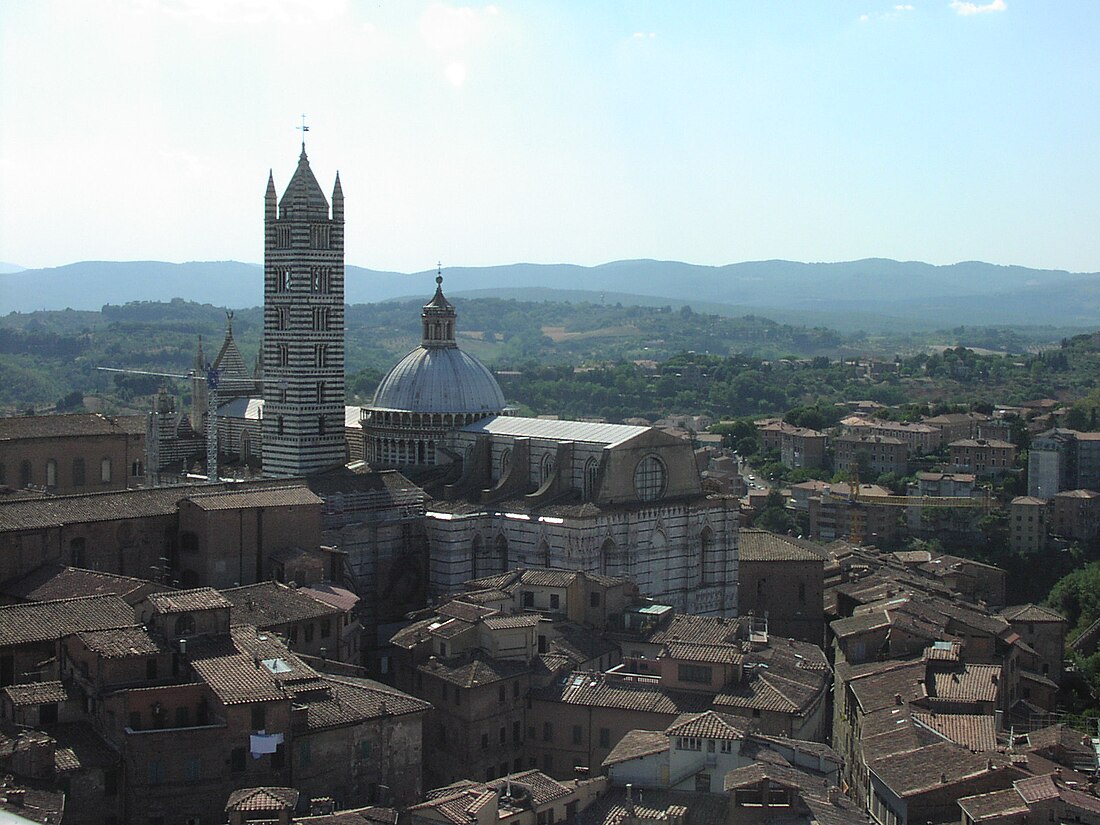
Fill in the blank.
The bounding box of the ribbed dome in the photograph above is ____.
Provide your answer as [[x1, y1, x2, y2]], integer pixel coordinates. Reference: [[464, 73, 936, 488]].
[[370, 346, 506, 415]]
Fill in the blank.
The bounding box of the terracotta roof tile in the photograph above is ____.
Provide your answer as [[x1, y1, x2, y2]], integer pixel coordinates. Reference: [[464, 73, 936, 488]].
[[76, 626, 164, 658], [186, 486, 321, 511], [222, 581, 338, 627], [601, 730, 669, 766], [146, 587, 232, 614], [297, 676, 430, 731], [739, 529, 827, 562], [0, 413, 144, 441], [0, 563, 161, 605], [2, 681, 73, 706], [912, 712, 998, 752], [1000, 604, 1066, 623], [0, 594, 134, 647], [664, 710, 747, 740], [225, 787, 300, 812]]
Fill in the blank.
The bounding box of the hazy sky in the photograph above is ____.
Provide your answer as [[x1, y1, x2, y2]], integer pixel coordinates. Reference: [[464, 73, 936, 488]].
[[2, 0, 1098, 274]]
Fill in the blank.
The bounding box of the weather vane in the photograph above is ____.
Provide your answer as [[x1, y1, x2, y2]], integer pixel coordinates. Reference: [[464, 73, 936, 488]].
[[297, 114, 309, 152]]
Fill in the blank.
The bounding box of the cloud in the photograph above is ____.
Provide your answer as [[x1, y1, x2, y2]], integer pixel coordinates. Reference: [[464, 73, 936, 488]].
[[632, 32, 656, 39], [147, 0, 347, 25], [950, 0, 1006, 15], [444, 61, 468, 87], [419, 3, 499, 52], [895, 4, 914, 10]]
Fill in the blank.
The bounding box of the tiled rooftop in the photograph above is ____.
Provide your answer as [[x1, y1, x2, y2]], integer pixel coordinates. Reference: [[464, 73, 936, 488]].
[[2, 681, 73, 707], [187, 626, 299, 706], [186, 485, 322, 511], [1000, 603, 1066, 623], [418, 653, 529, 688], [298, 676, 430, 730], [0, 413, 145, 441], [739, 529, 826, 563], [869, 741, 1016, 797], [0, 594, 135, 647], [222, 581, 338, 628], [76, 626, 163, 658], [146, 587, 232, 614], [0, 563, 160, 605], [539, 671, 712, 716], [912, 711, 998, 752], [601, 730, 669, 766], [225, 787, 300, 812], [665, 710, 747, 741]]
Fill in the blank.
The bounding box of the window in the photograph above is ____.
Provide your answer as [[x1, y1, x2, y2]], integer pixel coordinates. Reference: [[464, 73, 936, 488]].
[[550, 594, 560, 610], [40, 703, 58, 724], [251, 705, 266, 731], [146, 759, 163, 784], [313, 306, 329, 331], [175, 706, 190, 727], [500, 726, 507, 744], [131, 460, 143, 477], [513, 720, 521, 743], [184, 757, 201, 781], [99, 457, 112, 484], [70, 537, 86, 567], [277, 415, 285, 436], [231, 747, 246, 772], [720, 740, 733, 753], [310, 266, 331, 293], [315, 344, 328, 368], [318, 415, 326, 436], [72, 458, 86, 486], [276, 227, 292, 249], [677, 737, 702, 751], [798, 582, 806, 604], [442, 684, 449, 701], [543, 722, 553, 742], [276, 307, 289, 330], [321, 618, 331, 638], [513, 681, 520, 698], [288, 625, 298, 644], [590, 591, 601, 608], [298, 739, 312, 767], [305, 623, 314, 643], [599, 728, 610, 748], [19, 460, 31, 487], [175, 614, 195, 636], [481, 733, 489, 750], [633, 455, 667, 501], [538, 635, 548, 654], [46, 459, 57, 488], [695, 773, 711, 793], [572, 725, 583, 745], [316, 381, 326, 403], [129, 711, 141, 730], [499, 684, 506, 703], [540, 452, 555, 484], [677, 664, 712, 684], [522, 591, 534, 608], [146, 658, 158, 680], [272, 743, 285, 770], [277, 343, 289, 367], [310, 224, 330, 249]]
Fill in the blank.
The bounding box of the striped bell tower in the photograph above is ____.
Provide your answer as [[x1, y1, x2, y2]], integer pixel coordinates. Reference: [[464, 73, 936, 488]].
[[262, 138, 346, 477]]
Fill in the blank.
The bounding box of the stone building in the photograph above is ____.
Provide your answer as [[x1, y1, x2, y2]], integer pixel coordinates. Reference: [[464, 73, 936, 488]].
[[833, 433, 908, 478], [1009, 496, 1052, 554], [948, 438, 1017, 477], [428, 417, 739, 615], [1052, 488, 1100, 543], [0, 413, 146, 494], [262, 141, 347, 477]]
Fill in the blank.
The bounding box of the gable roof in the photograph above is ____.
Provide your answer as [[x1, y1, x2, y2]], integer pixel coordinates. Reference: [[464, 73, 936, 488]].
[[0, 594, 134, 647]]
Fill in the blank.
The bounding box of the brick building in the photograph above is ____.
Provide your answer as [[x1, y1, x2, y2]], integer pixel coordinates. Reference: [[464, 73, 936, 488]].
[[1052, 489, 1100, 543], [1009, 496, 1052, 554], [948, 438, 1017, 477], [0, 413, 145, 494], [834, 434, 908, 478], [737, 529, 826, 645]]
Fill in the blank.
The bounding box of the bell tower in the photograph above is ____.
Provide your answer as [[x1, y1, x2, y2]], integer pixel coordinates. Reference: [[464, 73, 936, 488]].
[[261, 133, 346, 477]]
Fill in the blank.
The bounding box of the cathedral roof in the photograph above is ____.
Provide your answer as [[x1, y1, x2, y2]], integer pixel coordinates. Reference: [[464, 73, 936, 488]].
[[278, 148, 330, 220], [370, 347, 506, 415]]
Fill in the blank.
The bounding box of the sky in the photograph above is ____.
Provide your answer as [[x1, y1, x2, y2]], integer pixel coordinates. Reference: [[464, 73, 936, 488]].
[[1, 0, 1099, 275]]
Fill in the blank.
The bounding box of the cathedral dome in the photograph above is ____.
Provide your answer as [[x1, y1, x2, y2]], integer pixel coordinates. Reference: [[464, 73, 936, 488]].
[[371, 346, 506, 414]]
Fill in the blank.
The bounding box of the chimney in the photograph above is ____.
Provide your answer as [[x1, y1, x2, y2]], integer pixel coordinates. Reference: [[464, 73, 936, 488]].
[[894, 693, 902, 705], [827, 787, 840, 805], [6, 789, 24, 807], [940, 773, 947, 784], [178, 638, 187, 655]]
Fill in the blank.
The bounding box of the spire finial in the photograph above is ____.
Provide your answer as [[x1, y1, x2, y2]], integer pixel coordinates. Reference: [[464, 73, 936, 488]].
[[436, 261, 443, 286], [297, 114, 310, 157]]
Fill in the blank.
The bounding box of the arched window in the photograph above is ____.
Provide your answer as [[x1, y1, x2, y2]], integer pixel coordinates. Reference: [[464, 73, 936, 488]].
[[19, 460, 31, 487], [499, 448, 512, 480], [72, 458, 86, 487], [633, 455, 667, 502], [70, 537, 86, 568], [101, 457, 112, 484], [277, 416, 285, 435], [538, 539, 551, 569], [131, 460, 143, 478], [0, 462, 6, 485], [699, 526, 715, 585], [584, 458, 600, 500], [495, 534, 509, 574], [601, 538, 620, 577], [46, 459, 57, 489], [540, 453, 555, 485], [318, 414, 326, 436], [174, 614, 196, 637]]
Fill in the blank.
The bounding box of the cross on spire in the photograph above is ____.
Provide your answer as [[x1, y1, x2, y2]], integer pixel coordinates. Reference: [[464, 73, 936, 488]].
[[297, 114, 310, 155]]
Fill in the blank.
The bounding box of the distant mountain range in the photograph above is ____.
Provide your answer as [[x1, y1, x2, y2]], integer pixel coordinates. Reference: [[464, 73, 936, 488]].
[[2, 258, 1098, 331]]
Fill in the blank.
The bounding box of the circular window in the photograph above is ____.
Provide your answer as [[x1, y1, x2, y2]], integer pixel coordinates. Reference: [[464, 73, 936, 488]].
[[633, 455, 667, 502]]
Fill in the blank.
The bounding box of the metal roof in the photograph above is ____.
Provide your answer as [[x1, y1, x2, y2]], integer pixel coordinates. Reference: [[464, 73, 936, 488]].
[[461, 415, 650, 447]]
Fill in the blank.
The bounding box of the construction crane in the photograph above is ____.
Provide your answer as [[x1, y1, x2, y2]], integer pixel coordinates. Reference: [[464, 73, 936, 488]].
[[97, 365, 221, 483]]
